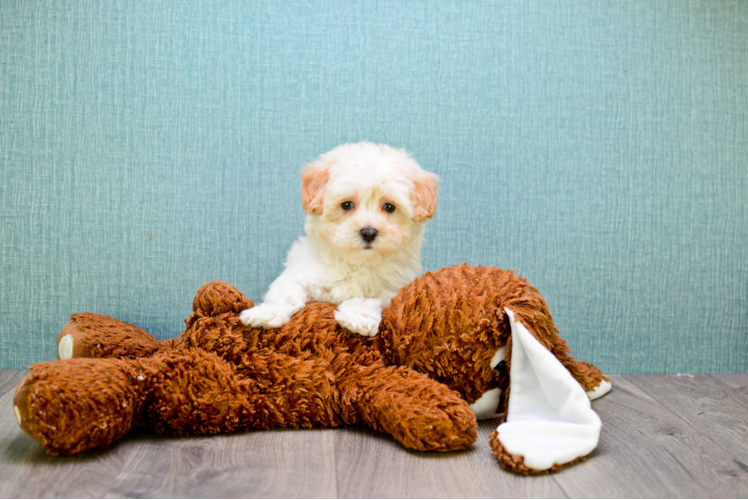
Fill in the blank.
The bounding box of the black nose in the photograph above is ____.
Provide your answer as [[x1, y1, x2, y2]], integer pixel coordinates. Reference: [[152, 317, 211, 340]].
[[360, 227, 378, 243]]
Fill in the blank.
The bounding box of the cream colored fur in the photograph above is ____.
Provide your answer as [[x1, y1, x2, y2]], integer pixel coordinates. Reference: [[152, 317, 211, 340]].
[[240, 142, 438, 336]]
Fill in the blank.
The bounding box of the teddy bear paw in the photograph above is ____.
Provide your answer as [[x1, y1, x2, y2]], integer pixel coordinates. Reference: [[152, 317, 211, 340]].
[[334, 298, 382, 337], [239, 303, 294, 328]]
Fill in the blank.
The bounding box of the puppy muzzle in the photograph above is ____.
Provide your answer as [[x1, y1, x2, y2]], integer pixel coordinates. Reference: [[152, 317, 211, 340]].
[[359, 227, 378, 244]]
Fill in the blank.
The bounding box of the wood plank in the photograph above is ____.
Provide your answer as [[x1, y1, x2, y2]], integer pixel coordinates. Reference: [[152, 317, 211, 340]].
[[705, 372, 748, 392], [627, 374, 748, 465], [103, 428, 338, 498], [0, 369, 28, 397], [0, 389, 135, 498], [550, 375, 748, 498], [333, 420, 567, 498]]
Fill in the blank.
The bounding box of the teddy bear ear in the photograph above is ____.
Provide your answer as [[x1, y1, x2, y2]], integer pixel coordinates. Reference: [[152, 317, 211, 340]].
[[492, 308, 605, 472], [300, 162, 330, 216], [410, 172, 439, 222]]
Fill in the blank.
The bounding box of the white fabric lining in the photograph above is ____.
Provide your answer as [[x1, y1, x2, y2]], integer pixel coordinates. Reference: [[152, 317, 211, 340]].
[[495, 308, 602, 471]]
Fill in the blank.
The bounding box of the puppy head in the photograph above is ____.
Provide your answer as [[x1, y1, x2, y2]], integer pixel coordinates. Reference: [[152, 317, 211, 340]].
[[301, 142, 438, 265]]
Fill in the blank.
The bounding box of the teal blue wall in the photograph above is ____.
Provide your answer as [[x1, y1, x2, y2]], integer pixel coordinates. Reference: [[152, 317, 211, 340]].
[[1, 1, 746, 373]]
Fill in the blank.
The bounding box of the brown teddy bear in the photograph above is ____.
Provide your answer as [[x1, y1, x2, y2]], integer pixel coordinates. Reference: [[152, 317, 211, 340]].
[[13, 264, 610, 474]]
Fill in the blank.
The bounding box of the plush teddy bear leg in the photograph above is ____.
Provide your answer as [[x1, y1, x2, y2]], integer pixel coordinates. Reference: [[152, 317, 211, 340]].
[[13, 357, 142, 455], [14, 350, 261, 454], [138, 349, 349, 435], [340, 363, 477, 452], [57, 312, 167, 360], [131, 349, 260, 436]]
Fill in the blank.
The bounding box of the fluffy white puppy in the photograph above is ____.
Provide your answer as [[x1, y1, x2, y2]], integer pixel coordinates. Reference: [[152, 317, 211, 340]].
[[239, 142, 438, 336]]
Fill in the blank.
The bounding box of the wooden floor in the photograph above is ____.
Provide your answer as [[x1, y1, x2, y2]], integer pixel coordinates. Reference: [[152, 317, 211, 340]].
[[1, 371, 747, 498]]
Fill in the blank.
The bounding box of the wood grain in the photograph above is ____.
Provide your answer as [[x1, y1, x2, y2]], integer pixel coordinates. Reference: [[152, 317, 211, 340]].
[[551, 375, 748, 498], [705, 373, 748, 392], [333, 421, 566, 498], [0, 369, 27, 397], [627, 374, 748, 465], [104, 428, 338, 498]]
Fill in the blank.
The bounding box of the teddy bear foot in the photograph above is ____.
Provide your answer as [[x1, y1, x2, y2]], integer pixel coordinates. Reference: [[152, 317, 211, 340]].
[[14, 358, 140, 455], [57, 313, 164, 360], [57, 320, 85, 359]]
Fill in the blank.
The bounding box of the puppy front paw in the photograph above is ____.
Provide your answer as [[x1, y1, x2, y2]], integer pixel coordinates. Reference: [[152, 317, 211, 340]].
[[334, 298, 382, 337], [239, 303, 293, 328]]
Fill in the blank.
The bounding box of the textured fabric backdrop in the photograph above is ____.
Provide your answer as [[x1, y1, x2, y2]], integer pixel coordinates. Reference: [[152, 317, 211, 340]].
[[1, 0, 746, 373]]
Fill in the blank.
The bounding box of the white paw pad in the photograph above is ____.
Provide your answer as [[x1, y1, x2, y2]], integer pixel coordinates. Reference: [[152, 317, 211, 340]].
[[58, 334, 74, 360]]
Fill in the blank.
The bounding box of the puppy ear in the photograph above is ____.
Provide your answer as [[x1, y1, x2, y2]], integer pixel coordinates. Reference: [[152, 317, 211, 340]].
[[300, 163, 330, 215], [410, 172, 439, 222]]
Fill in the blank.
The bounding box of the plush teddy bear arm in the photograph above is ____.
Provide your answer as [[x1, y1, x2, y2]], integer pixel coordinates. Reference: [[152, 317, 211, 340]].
[[175, 281, 260, 361], [190, 281, 254, 317], [178, 312, 254, 364], [338, 363, 477, 452], [57, 312, 168, 361], [140, 348, 347, 435]]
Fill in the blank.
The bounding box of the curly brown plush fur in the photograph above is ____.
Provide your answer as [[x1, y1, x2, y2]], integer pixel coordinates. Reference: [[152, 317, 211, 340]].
[[13, 264, 606, 473], [380, 266, 607, 402]]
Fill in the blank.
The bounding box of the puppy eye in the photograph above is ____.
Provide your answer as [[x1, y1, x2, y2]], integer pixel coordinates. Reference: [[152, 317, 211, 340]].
[[383, 203, 396, 213], [341, 201, 354, 211]]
